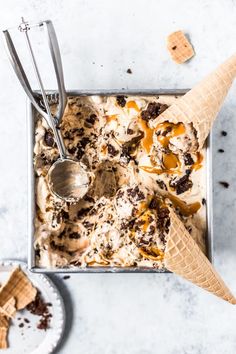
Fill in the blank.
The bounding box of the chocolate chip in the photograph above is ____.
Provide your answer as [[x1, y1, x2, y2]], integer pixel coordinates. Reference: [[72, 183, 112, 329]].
[[107, 144, 119, 156], [116, 96, 127, 107], [170, 175, 193, 195], [148, 225, 155, 235], [219, 181, 229, 188], [149, 198, 158, 209], [127, 68, 132, 74], [221, 131, 227, 136], [184, 153, 194, 166], [156, 180, 167, 190], [69, 232, 81, 239], [44, 131, 54, 147], [141, 102, 168, 121], [127, 186, 144, 200], [68, 146, 77, 154], [218, 149, 224, 153], [127, 128, 134, 135], [85, 114, 97, 125], [172, 46, 177, 50], [80, 137, 90, 148]]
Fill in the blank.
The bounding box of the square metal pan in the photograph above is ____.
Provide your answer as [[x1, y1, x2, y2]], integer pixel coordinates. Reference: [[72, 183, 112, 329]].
[[27, 89, 213, 273]]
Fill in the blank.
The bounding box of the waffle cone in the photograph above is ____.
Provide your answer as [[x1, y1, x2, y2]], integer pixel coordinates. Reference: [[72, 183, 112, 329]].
[[0, 316, 9, 349], [0, 267, 37, 311], [164, 209, 236, 304], [157, 54, 236, 148], [0, 297, 16, 318]]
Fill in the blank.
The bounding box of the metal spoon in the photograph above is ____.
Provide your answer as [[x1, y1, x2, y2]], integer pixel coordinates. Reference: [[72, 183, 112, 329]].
[[3, 18, 89, 202]]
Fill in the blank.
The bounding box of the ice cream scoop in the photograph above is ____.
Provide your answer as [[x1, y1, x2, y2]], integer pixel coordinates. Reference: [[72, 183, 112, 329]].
[[3, 18, 89, 201]]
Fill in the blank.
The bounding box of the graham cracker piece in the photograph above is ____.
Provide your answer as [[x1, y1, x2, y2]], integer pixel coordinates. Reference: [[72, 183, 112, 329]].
[[167, 31, 194, 64], [0, 267, 37, 314], [0, 316, 10, 349]]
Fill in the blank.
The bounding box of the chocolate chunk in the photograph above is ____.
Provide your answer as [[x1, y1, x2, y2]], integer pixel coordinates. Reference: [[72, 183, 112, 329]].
[[61, 210, 69, 220], [116, 96, 127, 107], [148, 225, 155, 235], [80, 137, 90, 148], [170, 175, 193, 195], [107, 144, 119, 156], [127, 186, 144, 201], [221, 131, 227, 136], [85, 114, 97, 125], [69, 232, 81, 239], [76, 147, 84, 160], [44, 131, 54, 147], [127, 68, 132, 74], [26, 292, 52, 331], [156, 180, 167, 190], [219, 181, 229, 188], [141, 102, 168, 121], [77, 127, 85, 136], [50, 240, 65, 252], [68, 146, 77, 154], [149, 198, 158, 209], [127, 128, 134, 135], [218, 149, 224, 153], [184, 153, 194, 166]]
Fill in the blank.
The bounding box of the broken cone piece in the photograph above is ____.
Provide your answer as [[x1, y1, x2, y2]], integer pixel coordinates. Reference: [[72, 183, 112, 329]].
[[0, 267, 37, 317], [167, 31, 194, 64], [0, 316, 10, 349]]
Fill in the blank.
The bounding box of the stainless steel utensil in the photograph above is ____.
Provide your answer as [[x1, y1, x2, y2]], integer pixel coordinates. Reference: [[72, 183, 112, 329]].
[[2, 18, 89, 202]]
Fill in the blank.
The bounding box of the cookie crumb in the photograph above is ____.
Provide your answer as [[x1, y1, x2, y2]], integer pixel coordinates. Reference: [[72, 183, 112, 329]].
[[221, 131, 227, 136], [219, 181, 229, 188]]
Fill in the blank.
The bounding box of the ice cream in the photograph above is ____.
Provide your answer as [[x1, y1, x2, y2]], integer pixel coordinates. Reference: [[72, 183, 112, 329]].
[[34, 94, 207, 268]]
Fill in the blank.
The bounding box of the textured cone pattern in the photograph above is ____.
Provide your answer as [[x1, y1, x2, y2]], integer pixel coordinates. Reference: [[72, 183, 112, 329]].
[[164, 209, 236, 304], [0, 267, 37, 311], [157, 54, 236, 148], [0, 316, 9, 349], [0, 297, 16, 318]]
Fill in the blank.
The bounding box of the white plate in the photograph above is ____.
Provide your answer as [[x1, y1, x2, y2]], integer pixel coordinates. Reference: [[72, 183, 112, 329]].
[[0, 260, 65, 354]]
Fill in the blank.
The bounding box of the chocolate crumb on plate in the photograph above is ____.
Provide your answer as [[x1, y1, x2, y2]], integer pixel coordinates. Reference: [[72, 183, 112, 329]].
[[63, 275, 71, 280], [26, 292, 52, 331], [219, 181, 229, 188], [218, 149, 224, 153], [19, 323, 24, 328], [221, 131, 227, 136], [126, 68, 132, 74], [202, 198, 206, 205]]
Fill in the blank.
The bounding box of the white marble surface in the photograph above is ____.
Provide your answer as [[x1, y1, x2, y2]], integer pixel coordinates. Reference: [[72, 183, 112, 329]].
[[0, 0, 236, 353]]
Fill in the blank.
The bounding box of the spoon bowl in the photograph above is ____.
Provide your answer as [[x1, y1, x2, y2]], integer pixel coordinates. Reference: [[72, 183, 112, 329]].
[[48, 159, 89, 202]]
